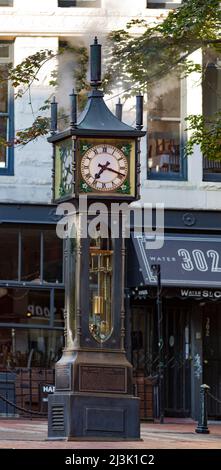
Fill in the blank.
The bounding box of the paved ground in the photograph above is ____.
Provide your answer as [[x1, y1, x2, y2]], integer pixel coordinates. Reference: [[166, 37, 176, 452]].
[[0, 419, 220, 449]]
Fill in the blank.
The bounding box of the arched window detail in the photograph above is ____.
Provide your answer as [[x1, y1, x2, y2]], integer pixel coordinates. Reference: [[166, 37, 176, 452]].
[[89, 236, 113, 343]]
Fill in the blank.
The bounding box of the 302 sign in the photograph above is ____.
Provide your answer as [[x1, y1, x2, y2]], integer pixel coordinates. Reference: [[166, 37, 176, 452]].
[[178, 249, 221, 273]]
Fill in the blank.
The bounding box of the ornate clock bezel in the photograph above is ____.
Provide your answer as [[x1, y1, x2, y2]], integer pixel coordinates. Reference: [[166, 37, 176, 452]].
[[80, 143, 128, 192], [77, 137, 137, 200]]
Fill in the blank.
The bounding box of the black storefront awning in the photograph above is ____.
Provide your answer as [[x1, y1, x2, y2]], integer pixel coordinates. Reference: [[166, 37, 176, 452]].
[[129, 233, 221, 288]]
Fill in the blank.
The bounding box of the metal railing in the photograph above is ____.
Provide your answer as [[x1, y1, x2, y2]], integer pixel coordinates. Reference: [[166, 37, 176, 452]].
[[0, 367, 55, 418]]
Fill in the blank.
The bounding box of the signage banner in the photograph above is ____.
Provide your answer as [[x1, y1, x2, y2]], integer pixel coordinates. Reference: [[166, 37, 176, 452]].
[[131, 234, 221, 287]]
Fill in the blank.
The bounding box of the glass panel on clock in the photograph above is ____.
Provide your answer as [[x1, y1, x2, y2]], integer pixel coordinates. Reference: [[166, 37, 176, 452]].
[[89, 237, 113, 343], [56, 139, 72, 198]]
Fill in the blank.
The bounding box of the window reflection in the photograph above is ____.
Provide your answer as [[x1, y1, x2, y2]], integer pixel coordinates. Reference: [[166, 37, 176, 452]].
[[0, 288, 50, 325], [0, 227, 63, 285], [148, 73, 181, 176], [21, 230, 41, 282], [0, 328, 64, 369], [148, 121, 180, 173], [0, 46, 11, 170], [43, 231, 63, 283], [54, 290, 65, 327], [0, 65, 8, 113], [0, 230, 18, 280]]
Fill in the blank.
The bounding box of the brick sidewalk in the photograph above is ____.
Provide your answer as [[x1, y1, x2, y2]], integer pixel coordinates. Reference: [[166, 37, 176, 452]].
[[0, 419, 220, 449]]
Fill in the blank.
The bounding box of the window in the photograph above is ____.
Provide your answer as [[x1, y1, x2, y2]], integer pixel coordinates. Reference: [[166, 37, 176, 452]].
[[0, 42, 14, 175], [0, 227, 63, 285], [0, 1, 13, 6], [146, 0, 181, 8], [0, 327, 63, 369], [203, 48, 221, 181], [58, 0, 100, 7], [0, 288, 51, 325], [21, 230, 41, 283], [44, 230, 63, 283], [147, 73, 186, 179], [0, 229, 18, 280]]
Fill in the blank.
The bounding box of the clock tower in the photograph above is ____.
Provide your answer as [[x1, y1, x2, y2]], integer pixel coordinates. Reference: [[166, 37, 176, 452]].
[[48, 37, 146, 440]]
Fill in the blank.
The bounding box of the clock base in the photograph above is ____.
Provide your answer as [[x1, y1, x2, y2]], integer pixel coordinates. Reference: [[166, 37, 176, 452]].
[[48, 392, 140, 440], [48, 349, 140, 440]]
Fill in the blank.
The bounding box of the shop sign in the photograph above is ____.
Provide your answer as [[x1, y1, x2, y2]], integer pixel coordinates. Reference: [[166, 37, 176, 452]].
[[40, 384, 55, 404], [28, 304, 50, 318], [180, 289, 221, 299], [132, 234, 221, 287]]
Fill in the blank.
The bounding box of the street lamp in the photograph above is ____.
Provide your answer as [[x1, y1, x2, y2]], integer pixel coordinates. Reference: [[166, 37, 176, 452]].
[[151, 264, 164, 424]]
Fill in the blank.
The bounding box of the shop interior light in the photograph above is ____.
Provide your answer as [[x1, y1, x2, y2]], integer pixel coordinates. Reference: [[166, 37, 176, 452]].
[[0, 287, 8, 298]]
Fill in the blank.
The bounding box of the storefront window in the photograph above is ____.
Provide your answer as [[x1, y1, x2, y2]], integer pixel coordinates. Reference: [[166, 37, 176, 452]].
[[0, 288, 51, 325], [147, 73, 183, 179], [0, 227, 63, 285], [0, 229, 18, 280], [43, 230, 63, 283], [0, 328, 63, 369], [54, 290, 65, 327], [21, 230, 41, 282], [89, 238, 113, 343]]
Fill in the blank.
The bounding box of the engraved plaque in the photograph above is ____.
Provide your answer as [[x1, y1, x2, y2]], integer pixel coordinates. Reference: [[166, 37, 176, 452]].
[[79, 366, 126, 393], [55, 364, 72, 391]]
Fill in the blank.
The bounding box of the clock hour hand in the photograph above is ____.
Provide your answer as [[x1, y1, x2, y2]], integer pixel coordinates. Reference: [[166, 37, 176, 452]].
[[95, 161, 110, 179], [105, 167, 125, 177]]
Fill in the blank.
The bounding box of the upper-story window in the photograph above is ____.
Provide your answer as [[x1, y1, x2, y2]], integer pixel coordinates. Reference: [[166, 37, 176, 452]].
[[203, 48, 221, 181], [0, 42, 14, 175], [147, 72, 186, 180], [146, 0, 181, 8], [58, 0, 100, 7], [0, 1, 13, 5]]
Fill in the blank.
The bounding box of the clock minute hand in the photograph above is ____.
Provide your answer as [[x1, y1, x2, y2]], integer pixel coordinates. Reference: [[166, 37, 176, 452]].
[[105, 167, 125, 177]]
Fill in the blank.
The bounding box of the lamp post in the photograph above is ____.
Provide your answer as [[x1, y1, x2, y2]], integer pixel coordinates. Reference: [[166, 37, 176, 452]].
[[151, 264, 164, 424]]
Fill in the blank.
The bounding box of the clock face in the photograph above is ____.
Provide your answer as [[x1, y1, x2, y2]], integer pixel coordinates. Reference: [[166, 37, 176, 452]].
[[81, 144, 128, 192]]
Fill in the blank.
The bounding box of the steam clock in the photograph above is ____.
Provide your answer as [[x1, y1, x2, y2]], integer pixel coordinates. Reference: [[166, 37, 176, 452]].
[[48, 37, 146, 440]]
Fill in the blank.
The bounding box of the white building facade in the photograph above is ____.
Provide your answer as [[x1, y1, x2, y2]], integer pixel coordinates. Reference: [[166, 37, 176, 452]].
[[0, 1, 221, 421]]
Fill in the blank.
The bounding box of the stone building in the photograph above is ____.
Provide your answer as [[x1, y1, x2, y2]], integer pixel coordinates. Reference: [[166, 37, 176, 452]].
[[0, 1, 220, 420]]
